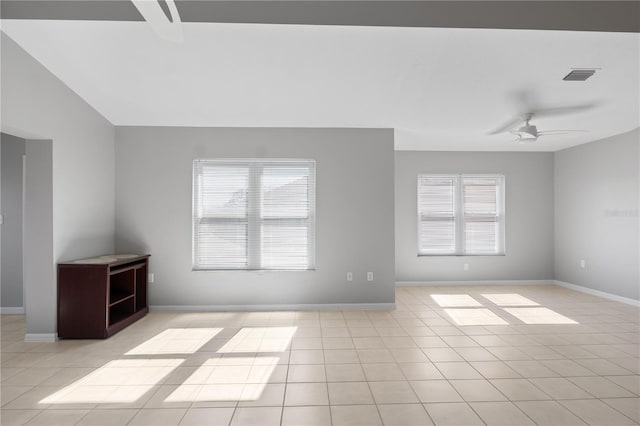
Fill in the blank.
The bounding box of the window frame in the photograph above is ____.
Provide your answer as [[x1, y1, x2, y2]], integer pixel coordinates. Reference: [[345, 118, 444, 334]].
[[417, 173, 505, 256], [193, 158, 316, 271]]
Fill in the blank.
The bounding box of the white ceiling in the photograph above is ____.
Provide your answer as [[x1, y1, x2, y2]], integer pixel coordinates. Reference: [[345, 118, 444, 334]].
[[1, 20, 638, 151]]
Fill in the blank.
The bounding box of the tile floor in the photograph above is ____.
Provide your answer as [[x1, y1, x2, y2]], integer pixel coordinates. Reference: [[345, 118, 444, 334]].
[[1, 285, 639, 425]]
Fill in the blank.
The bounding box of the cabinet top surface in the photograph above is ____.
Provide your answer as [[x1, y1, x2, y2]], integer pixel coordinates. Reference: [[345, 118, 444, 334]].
[[59, 254, 150, 267]]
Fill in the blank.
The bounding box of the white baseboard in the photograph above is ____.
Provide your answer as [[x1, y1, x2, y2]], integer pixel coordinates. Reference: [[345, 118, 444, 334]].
[[554, 280, 640, 307], [150, 302, 396, 312], [24, 333, 57, 342], [0, 307, 25, 314], [396, 280, 554, 287]]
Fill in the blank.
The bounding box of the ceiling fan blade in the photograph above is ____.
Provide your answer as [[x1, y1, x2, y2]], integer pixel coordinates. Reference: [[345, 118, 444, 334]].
[[488, 116, 523, 135], [538, 129, 589, 136], [531, 102, 600, 118]]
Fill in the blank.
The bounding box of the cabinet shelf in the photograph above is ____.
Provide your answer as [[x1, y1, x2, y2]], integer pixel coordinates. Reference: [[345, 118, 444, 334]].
[[109, 292, 134, 307], [58, 254, 150, 339]]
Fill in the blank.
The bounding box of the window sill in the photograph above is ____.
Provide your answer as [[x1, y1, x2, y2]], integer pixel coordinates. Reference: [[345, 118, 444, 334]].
[[417, 253, 506, 257]]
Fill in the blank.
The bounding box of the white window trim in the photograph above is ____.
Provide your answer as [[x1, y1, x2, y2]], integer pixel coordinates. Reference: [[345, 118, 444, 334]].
[[417, 173, 505, 256], [193, 158, 316, 271]]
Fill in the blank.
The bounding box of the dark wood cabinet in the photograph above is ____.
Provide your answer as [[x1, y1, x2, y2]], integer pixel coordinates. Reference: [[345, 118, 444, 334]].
[[57, 254, 150, 339]]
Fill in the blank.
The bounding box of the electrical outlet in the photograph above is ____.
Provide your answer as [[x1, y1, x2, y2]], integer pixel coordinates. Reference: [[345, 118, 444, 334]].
[[463, 263, 469, 271], [148, 273, 155, 283], [347, 272, 353, 282], [367, 272, 373, 281], [580, 259, 586, 269]]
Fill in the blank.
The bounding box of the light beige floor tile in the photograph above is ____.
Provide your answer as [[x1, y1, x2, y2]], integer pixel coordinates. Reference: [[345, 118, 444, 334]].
[[289, 350, 324, 365], [450, 379, 507, 402], [490, 378, 551, 401], [362, 363, 405, 381], [353, 337, 386, 349], [568, 376, 635, 398], [287, 364, 326, 383], [455, 347, 498, 361], [25, 409, 90, 426], [575, 358, 633, 375], [398, 362, 444, 380], [383, 337, 418, 349], [356, 349, 395, 363], [325, 363, 366, 382], [238, 383, 285, 407], [378, 403, 434, 426], [515, 401, 586, 426], [322, 337, 355, 350], [349, 328, 378, 337], [0, 409, 41, 426], [144, 385, 195, 408], [413, 337, 448, 348], [284, 382, 329, 406], [230, 406, 281, 426], [76, 409, 139, 425], [390, 348, 429, 363], [410, 380, 463, 403], [434, 362, 483, 379], [1, 385, 33, 406], [321, 327, 350, 337], [369, 380, 419, 403], [324, 350, 360, 364], [424, 402, 484, 426], [606, 375, 640, 395], [528, 377, 593, 400], [281, 406, 331, 426], [1, 368, 61, 387], [2, 386, 54, 410], [423, 348, 464, 362], [128, 408, 187, 426], [540, 360, 597, 377], [601, 397, 640, 423], [560, 399, 638, 426], [470, 401, 535, 425], [441, 335, 479, 348], [506, 360, 559, 378], [2, 288, 640, 426], [328, 381, 374, 405], [179, 408, 236, 425], [291, 338, 322, 350], [470, 361, 522, 379], [330, 404, 382, 426]]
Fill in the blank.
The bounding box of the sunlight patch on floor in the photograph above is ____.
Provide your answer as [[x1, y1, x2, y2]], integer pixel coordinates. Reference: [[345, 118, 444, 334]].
[[217, 327, 297, 353], [41, 359, 183, 404], [125, 328, 222, 355], [166, 356, 280, 402], [444, 308, 509, 326], [481, 293, 539, 306], [431, 294, 483, 307], [503, 307, 579, 324]]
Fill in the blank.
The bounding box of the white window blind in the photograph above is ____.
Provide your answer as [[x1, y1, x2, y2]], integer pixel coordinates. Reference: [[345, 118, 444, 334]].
[[418, 174, 505, 255], [193, 159, 315, 270]]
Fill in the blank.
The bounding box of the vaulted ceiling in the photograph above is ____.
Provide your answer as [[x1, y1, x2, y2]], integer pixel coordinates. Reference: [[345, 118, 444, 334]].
[[2, 1, 639, 151]]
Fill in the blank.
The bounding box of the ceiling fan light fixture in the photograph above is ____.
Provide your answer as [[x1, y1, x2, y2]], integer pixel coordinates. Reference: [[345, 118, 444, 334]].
[[516, 135, 538, 144]]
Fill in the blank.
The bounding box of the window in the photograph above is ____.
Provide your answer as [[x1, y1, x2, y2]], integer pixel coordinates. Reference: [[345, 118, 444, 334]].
[[193, 159, 315, 270], [418, 174, 505, 255]]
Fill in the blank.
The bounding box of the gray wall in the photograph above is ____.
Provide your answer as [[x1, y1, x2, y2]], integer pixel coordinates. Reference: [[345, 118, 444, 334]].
[[115, 127, 395, 306], [24, 140, 55, 331], [1, 33, 115, 335], [395, 151, 554, 282], [555, 128, 639, 300], [1, 133, 26, 308]]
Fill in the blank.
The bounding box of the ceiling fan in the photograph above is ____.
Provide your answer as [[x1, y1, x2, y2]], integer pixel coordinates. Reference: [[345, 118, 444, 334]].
[[504, 113, 588, 144], [489, 91, 598, 143]]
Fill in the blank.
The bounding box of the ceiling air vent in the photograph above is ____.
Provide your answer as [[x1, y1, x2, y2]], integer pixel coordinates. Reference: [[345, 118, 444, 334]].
[[563, 69, 596, 81]]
